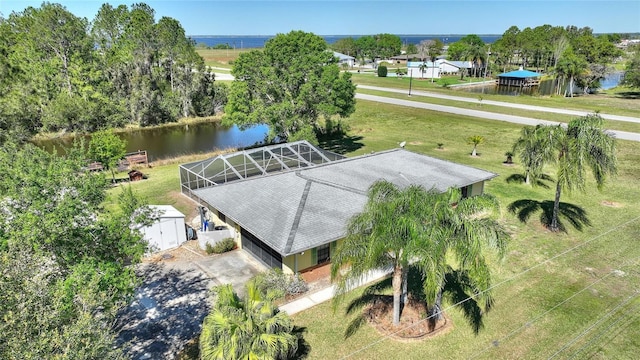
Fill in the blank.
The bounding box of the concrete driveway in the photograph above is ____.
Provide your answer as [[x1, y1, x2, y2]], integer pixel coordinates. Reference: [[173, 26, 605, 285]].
[[115, 250, 265, 359]]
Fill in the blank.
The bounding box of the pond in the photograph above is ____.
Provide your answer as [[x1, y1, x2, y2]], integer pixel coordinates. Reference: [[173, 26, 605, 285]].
[[32, 122, 269, 161]]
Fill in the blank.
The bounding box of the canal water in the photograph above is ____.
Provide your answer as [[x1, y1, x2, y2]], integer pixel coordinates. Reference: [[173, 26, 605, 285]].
[[33, 122, 269, 161], [456, 71, 623, 96]]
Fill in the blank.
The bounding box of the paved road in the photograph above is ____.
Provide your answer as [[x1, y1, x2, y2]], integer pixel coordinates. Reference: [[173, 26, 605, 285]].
[[355, 93, 640, 142], [357, 85, 640, 124]]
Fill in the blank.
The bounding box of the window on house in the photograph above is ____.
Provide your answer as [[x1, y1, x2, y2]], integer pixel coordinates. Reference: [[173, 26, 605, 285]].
[[316, 243, 330, 264], [218, 211, 226, 222]]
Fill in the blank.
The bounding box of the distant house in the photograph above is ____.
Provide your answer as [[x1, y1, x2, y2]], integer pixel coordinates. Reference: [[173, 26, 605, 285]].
[[180, 141, 497, 273], [437, 59, 473, 75], [407, 61, 440, 78], [497, 67, 541, 88], [333, 51, 355, 68]]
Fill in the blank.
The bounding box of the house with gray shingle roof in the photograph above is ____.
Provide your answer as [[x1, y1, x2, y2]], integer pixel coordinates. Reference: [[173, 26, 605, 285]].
[[181, 141, 497, 273]]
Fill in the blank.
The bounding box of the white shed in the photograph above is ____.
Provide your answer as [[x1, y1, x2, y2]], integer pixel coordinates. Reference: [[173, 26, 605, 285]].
[[140, 205, 187, 252]]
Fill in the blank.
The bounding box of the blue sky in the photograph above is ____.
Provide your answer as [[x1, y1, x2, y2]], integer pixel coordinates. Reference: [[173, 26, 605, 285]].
[[1, 1, 639, 36]]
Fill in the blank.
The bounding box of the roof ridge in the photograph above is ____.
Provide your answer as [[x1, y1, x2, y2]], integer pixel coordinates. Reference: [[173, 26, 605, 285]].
[[283, 179, 312, 254]]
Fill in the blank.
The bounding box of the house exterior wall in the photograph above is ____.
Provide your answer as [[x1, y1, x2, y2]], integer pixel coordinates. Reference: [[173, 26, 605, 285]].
[[407, 66, 440, 79], [471, 181, 485, 197], [282, 240, 341, 274]]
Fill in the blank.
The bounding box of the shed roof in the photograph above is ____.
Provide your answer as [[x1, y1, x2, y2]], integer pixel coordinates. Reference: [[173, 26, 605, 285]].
[[150, 205, 185, 219], [498, 69, 541, 78], [192, 149, 497, 256]]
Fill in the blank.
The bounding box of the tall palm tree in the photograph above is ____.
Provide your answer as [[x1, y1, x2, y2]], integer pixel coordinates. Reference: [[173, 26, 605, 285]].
[[199, 281, 298, 360], [512, 125, 556, 185], [416, 188, 508, 321], [556, 50, 587, 97], [418, 62, 427, 79], [546, 114, 617, 231], [332, 181, 508, 327], [331, 181, 433, 326], [427, 39, 444, 83]]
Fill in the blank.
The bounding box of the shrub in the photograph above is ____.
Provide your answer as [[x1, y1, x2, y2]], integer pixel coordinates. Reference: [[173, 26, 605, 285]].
[[205, 237, 236, 254], [252, 268, 309, 299], [377, 65, 388, 77]]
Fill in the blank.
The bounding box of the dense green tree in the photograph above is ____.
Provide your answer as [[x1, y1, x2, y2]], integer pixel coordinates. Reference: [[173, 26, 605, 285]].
[[0, 142, 151, 358], [622, 50, 640, 88], [88, 129, 127, 182], [374, 33, 402, 58], [200, 281, 298, 360], [0, 2, 218, 140], [224, 30, 356, 143], [331, 36, 358, 56]]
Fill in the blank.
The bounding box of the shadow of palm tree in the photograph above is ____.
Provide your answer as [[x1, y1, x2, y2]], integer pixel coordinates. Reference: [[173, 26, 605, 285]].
[[442, 270, 489, 335], [505, 173, 553, 189], [508, 199, 591, 232], [292, 326, 311, 359]]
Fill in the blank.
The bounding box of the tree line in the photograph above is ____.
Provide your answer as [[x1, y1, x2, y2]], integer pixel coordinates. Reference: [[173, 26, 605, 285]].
[[330, 26, 630, 94], [0, 2, 225, 143]]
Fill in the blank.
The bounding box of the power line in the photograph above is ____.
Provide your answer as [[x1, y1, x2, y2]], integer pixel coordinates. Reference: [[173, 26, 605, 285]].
[[338, 215, 640, 360], [547, 291, 640, 359], [468, 256, 640, 359], [566, 298, 640, 359]]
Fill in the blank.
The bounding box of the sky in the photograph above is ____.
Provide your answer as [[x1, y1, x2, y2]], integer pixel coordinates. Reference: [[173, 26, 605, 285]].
[[1, 0, 639, 36]]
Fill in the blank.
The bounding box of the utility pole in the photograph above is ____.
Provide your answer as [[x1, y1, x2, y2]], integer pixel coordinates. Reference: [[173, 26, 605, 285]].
[[409, 70, 413, 96]]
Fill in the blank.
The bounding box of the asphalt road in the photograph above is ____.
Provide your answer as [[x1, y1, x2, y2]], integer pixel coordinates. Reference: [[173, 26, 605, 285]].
[[355, 92, 640, 142]]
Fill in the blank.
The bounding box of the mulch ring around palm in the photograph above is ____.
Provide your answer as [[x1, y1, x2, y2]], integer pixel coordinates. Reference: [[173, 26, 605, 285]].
[[364, 295, 452, 341]]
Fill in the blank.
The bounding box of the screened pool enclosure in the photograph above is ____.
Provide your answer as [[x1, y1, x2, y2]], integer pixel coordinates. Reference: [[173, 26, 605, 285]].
[[180, 141, 345, 195]]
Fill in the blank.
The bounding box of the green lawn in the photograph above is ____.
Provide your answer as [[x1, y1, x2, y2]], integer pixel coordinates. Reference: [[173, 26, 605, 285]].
[[351, 74, 640, 118], [356, 88, 640, 134], [121, 99, 640, 359]]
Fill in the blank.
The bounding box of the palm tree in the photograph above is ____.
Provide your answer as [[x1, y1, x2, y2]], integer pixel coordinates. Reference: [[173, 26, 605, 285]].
[[545, 114, 617, 231], [556, 50, 587, 98], [331, 181, 433, 326], [200, 281, 298, 360], [416, 188, 508, 321], [427, 39, 444, 83], [331, 181, 508, 328], [418, 62, 427, 79], [512, 125, 555, 185], [467, 135, 485, 156]]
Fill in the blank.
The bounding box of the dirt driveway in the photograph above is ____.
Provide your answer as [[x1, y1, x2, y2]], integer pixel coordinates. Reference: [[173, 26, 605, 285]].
[[115, 246, 264, 359]]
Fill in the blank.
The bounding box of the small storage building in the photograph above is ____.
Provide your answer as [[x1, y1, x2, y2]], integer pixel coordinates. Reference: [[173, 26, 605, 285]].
[[140, 205, 187, 252]]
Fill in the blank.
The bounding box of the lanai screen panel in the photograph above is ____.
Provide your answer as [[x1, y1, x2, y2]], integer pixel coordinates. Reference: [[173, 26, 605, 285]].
[[179, 141, 344, 194]]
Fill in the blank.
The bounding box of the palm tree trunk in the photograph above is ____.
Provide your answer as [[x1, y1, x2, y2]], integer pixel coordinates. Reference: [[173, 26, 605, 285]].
[[431, 287, 444, 321], [392, 265, 403, 326], [550, 180, 562, 231]]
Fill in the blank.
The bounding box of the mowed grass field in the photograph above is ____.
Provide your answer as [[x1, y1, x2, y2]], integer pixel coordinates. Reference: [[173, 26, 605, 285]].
[[117, 98, 640, 359]]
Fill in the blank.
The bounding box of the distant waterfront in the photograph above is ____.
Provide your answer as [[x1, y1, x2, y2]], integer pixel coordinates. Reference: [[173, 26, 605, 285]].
[[191, 34, 503, 48]]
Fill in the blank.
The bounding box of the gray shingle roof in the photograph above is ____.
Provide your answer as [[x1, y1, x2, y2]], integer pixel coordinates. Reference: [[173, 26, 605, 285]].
[[192, 149, 497, 256]]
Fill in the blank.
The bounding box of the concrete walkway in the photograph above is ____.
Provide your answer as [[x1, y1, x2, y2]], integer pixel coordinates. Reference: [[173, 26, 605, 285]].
[[280, 268, 391, 315], [357, 84, 640, 124], [355, 92, 640, 142]]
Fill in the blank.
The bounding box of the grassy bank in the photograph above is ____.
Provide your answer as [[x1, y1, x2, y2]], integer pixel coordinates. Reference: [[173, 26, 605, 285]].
[[32, 115, 223, 142], [120, 98, 640, 359]]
